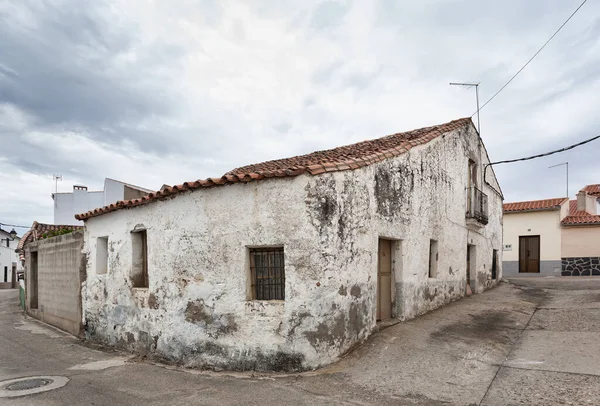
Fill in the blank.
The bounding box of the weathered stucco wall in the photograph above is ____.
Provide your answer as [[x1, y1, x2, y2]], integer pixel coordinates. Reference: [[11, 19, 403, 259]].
[[25, 231, 86, 336], [81, 124, 502, 371]]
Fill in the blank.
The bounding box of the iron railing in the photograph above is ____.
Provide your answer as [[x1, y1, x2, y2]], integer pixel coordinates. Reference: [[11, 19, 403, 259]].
[[467, 186, 489, 225]]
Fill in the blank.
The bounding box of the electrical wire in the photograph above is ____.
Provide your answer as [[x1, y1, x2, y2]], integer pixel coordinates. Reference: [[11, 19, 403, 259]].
[[483, 132, 600, 198], [487, 132, 600, 167], [0, 222, 30, 229], [473, 0, 588, 116]]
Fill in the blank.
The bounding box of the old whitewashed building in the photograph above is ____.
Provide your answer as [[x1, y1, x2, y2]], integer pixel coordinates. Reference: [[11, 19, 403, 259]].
[[76, 118, 503, 371]]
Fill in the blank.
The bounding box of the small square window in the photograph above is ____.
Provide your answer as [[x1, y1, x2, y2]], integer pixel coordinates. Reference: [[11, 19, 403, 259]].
[[249, 247, 285, 300], [96, 236, 108, 275]]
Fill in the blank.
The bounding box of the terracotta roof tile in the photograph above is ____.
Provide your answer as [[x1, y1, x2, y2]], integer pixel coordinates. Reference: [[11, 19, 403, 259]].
[[583, 184, 600, 197], [561, 214, 600, 225], [561, 199, 600, 226], [503, 198, 567, 213], [16, 221, 84, 260], [75, 117, 473, 221]]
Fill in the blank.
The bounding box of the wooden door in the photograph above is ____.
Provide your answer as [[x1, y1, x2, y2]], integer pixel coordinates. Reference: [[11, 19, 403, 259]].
[[519, 236, 540, 273], [377, 239, 392, 321]]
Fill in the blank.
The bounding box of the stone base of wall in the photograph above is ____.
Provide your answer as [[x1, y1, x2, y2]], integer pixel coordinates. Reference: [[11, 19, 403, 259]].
[[561, 257, 600, 276], [502, 260, 562, 277], [0, 282, 14, 289]]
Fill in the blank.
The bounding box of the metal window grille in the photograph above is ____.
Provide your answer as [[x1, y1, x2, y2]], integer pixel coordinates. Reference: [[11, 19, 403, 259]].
[[250, 248, 285, 300], [466, 186, 489, 225]]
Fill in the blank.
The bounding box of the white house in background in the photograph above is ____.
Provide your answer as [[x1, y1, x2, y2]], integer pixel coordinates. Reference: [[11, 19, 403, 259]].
[[0, 228, 22, 289], [53, 178, 154, 225]]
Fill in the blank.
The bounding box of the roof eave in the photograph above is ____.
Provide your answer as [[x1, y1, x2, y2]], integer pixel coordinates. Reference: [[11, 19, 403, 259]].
[[504, 207, 562, 214]]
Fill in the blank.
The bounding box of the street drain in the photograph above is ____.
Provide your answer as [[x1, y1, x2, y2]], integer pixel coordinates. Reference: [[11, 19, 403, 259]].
[[6, 378, 53, 391], [0, 376, 69, 398]]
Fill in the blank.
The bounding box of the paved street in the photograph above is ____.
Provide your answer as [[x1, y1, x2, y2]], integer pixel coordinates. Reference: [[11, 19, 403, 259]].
[[2, 278, 600, 405]]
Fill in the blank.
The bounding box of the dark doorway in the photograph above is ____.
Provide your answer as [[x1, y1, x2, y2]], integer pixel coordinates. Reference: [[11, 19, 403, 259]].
[[519, 236, 540, 273], [30, 251, 39, 309], [466, 244, 476, 294], [466, 246, 470, 289], [492, 249, 498, 280]]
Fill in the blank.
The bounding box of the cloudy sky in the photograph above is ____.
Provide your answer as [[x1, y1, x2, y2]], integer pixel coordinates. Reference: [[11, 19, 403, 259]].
[[1, 0, 599, 231]]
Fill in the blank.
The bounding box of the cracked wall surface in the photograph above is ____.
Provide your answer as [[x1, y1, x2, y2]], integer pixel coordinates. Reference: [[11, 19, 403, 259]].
[[81, 123, 503, 371]]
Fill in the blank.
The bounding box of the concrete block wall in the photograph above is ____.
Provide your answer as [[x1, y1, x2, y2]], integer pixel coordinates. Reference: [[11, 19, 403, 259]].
[[25, 231, 86, 336]]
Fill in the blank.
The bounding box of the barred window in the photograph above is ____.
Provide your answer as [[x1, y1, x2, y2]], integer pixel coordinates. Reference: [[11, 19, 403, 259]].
[[250, 247, 285, 300]]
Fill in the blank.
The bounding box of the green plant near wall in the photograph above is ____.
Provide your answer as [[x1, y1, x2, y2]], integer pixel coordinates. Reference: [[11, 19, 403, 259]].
[[41, 228, 75, 239]]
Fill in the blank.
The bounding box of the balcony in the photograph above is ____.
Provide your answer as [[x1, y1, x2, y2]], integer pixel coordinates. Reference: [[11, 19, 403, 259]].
[[466, 186, 488, 225]]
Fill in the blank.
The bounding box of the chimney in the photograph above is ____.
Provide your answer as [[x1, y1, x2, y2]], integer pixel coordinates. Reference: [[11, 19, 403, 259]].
[[576, 190, 587, 212]]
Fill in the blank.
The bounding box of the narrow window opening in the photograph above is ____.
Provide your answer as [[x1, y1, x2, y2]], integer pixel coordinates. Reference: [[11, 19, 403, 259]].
[[131, 230, 148, 288], [249, 247, 285, 300], [3, 266, 7, 282], [96, 237, 109, 275], [429, 240, 439, 278], [492, 249, 498, 280], [30, 251, 39, 309]]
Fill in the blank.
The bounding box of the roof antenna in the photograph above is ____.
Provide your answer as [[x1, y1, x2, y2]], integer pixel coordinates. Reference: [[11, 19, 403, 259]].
[[450, 82, 481, 135], [53, 174, 62, 195], [549, 162, 568, 198]]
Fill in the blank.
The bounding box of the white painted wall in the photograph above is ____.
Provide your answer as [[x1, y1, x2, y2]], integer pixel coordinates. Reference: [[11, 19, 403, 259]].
[[503, 210, 562, 262], [54, 190, 104, 225], [104, 179, 126, 207], [81, 123, 503, 371], [0, 230, 22, 285], [54, 179, 152, 225]]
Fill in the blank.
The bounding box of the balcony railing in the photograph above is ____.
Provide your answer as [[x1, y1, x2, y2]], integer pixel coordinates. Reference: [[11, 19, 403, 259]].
[[467, 186, 489, 225]]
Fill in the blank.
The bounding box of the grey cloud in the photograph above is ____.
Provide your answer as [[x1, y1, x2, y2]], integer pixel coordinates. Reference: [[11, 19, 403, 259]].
[[0, 2, 186, 154], [310, 0, 352, 29], [1, 0, 599, 231], [311, 60, 344, 84]]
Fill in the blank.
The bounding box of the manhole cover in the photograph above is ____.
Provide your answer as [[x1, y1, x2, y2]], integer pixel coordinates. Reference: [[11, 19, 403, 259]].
[[0, 376, 69, 398], [5, 378, 53, 391]]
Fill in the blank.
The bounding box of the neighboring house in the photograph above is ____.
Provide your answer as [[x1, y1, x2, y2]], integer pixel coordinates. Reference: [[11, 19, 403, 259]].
[[53, 178, 153, 225], [583, 183, 600, 213], [75, 118, 503, 371], [503, 187, 600, 277], [18, 222, 85, 335], [0, 228, 22, 289], [561, 189, 600, 276]]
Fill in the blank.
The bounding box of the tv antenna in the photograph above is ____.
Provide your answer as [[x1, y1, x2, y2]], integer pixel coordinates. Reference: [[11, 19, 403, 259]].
[[53, 174, 63, 194], [450, 82, 481, 135], [549, 162, 568, 198]]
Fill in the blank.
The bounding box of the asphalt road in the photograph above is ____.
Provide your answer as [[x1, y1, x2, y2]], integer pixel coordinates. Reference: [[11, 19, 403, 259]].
[[1, 277, 600, 405]]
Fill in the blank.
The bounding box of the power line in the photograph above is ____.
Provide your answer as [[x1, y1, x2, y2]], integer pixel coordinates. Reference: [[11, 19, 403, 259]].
[[473, 0, 588, 116], [487, 133, 600, 167], [0, 222, 30, 229], [483, 132, 600, 198]]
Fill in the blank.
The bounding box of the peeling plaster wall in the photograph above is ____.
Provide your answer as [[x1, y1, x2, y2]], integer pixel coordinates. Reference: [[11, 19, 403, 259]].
[[81, 124, 502, 371]]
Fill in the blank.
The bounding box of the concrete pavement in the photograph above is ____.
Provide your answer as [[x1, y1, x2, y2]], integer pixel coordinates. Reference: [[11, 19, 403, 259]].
[[1, 277, 600, 405]]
